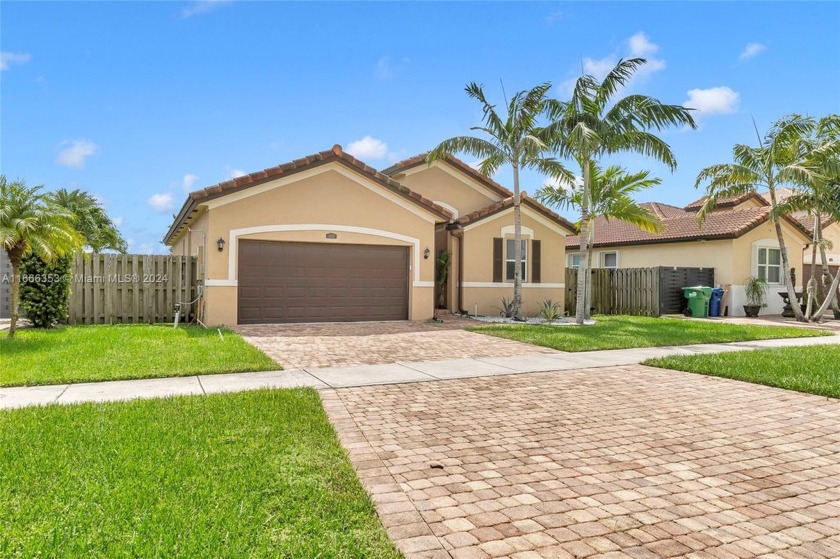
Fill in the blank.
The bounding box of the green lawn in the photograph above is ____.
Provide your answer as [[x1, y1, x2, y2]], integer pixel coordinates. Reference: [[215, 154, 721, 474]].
[[0, 389, 400, 559], [468, 315, 830, 352], [0, 325, 278, 387], [645, 345, 840, 399]]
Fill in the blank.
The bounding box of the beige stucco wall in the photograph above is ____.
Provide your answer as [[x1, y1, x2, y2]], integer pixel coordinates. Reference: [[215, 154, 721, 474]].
[[567, 218, 810, 316], [194, 164, 438, 325], [460, 207, 567, 316], [804, 221, 840, 269], [395, 163, 502, 217]]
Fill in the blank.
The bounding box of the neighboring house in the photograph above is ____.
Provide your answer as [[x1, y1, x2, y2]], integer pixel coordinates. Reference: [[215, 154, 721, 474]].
[[164, 145, 575, 325], [0, 251, 10, 319], [566, 192, 814, 316]]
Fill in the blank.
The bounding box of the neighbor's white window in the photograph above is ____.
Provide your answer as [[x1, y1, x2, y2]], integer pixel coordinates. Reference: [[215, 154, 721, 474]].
[[567, 253, 582, 269], [505, 239, 527, 281], [601, 251, 618, 269], [756, 247, 782, 283]]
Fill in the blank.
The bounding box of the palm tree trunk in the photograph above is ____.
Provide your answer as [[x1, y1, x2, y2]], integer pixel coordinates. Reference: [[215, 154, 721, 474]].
[[575, 156, 590, 325], [813, 266, 840, 321], [818, 225, 840, 314], [805, 213, 820, 319], [7, 248, 23, 338], [584, 222, 594, 320], [512, 162, 523, 319], [766, 182, 805, 321]]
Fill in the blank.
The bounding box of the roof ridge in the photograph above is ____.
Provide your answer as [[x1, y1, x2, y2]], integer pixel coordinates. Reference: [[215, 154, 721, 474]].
[[165, 145, 453, 244]]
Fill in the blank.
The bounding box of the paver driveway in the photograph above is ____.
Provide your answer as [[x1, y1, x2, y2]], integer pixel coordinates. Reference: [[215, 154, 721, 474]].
[[324, 365, 840, 559], [233, 318, 556, 369]]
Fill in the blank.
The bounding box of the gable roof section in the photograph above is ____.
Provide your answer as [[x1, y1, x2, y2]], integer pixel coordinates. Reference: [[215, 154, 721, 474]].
[[164, 145, 452, 245], [454, 194, 577, 234], [641, 202, 692, 219], [566, 206, 811, 249], [684, 191, 767, 211], [382, 154, 514, 199]]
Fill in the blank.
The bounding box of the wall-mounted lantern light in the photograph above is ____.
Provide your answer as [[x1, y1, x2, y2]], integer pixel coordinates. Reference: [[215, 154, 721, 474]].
[[217, 237, 226, 252], [423, 248, 431, 259]]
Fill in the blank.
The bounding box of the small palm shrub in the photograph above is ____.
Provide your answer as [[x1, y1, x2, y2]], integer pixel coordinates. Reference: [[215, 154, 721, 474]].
[[539, 298, 562, 322], [495, 297, 517, 318]]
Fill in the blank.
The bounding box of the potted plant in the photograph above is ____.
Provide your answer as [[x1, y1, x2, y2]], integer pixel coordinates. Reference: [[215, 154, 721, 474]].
[[434, 250, 451, 309], [743, 275, 766, 317]]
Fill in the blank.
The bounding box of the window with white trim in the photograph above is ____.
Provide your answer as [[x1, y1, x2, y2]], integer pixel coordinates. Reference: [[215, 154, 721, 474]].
[[756, 247, 782, 284], [601, 251, 618, 269], [567, 253, 582, 269], [505, 239, 527, 281]]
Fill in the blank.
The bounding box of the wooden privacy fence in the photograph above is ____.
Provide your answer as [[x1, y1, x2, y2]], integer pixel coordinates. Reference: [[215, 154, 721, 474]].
[[69, 254, 198, 324], [565, 266, 715, 317]]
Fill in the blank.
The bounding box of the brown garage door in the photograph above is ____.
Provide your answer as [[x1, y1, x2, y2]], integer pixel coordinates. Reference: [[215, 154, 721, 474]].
[[238, 240, 409, 324]]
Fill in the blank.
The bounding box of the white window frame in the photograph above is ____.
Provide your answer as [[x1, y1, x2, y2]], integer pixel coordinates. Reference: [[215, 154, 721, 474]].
[[753, 241, 783, 285], [505, 238, 527, 282], [566, 252, 582, 269], [600, 251, 619, 269]]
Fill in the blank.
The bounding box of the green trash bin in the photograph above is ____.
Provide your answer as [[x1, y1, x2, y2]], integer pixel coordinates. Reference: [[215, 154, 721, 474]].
[[683, 286, 713, 318]]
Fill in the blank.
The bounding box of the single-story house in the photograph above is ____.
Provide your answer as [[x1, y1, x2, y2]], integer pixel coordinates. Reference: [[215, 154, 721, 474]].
[[164, 145, 575, 325], [565, 191, 836, 316]]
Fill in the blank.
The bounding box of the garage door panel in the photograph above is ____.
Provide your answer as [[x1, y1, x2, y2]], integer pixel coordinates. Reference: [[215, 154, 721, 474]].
[[238, 240, 409, 324]]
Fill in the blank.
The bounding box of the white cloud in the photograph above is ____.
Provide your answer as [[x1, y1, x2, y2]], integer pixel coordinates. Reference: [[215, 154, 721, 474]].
[[112, 216, 124, 227], [684, 86, 740, 115], [225, 167, 246, 180], [1, 51, 31, 71], [375, 56, 409, 81], [55, 139, 98, 168], [582, 56, 616, 81], [739, 42, 766, 61], [346, 136, 389, 159], [147, 193, 175, 213], [182, 173, 199, 191], [627, 32, 666, 75], [180, 0, 232, 18], [545, 10, 564, 27]]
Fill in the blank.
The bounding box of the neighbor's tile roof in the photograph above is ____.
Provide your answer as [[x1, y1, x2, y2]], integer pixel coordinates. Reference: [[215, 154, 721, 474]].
[[382, 153, 514, 199], [455, 194, 577, 233], [566, 206, 779, 249], [164, 145, 453, 244], [683, 192, 765, 211], [641, 202, 691, 219]]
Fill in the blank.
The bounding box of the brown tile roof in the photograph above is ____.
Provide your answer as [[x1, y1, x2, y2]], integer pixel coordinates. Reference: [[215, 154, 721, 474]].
[[163, 145, 453, 244], [758, 189, 836, 235], [640, 202, 691, 219], [382, 153, 514, 199], [684, 191, 768, 211], [565, 206, 810, 249], [454, 194, 577, 233]]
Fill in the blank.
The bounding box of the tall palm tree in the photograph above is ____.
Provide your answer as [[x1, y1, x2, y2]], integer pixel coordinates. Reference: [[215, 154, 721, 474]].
[[777, 115, 840, 319], [694, 115, 835, 322], [50, 188, 127, 252], [0, 177, 82, 337], [542, 59, 696, 324], [427, 82, 571, 317], [536, 163, 662, 317]]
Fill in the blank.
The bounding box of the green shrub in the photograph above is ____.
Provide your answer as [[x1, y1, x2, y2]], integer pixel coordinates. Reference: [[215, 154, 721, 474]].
[[19, 254, 72, 328], [539, 298, 561, 322]]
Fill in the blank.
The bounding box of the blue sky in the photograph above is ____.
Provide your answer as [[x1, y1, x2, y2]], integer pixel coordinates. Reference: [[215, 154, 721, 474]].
[[2, 1, 839, 254]]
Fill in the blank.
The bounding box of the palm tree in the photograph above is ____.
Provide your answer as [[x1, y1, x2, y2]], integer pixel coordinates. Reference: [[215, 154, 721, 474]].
[[0, 177, 82, 337], [50, 188, 127, 253], [542, 59, 696, 324], [694, 115, 835, 322], [536, 163, 662, 317], [779, 115, 840, 320], [427, 82, 571, 318]]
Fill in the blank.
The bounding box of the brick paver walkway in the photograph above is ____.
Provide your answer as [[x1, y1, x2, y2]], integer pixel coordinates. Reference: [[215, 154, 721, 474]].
[[324, 365, 840, 559], [234, 318, 556, 369]]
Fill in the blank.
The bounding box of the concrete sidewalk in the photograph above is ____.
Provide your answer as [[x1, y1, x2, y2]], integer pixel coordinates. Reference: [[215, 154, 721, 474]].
[[2, 334, 839, 410]]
